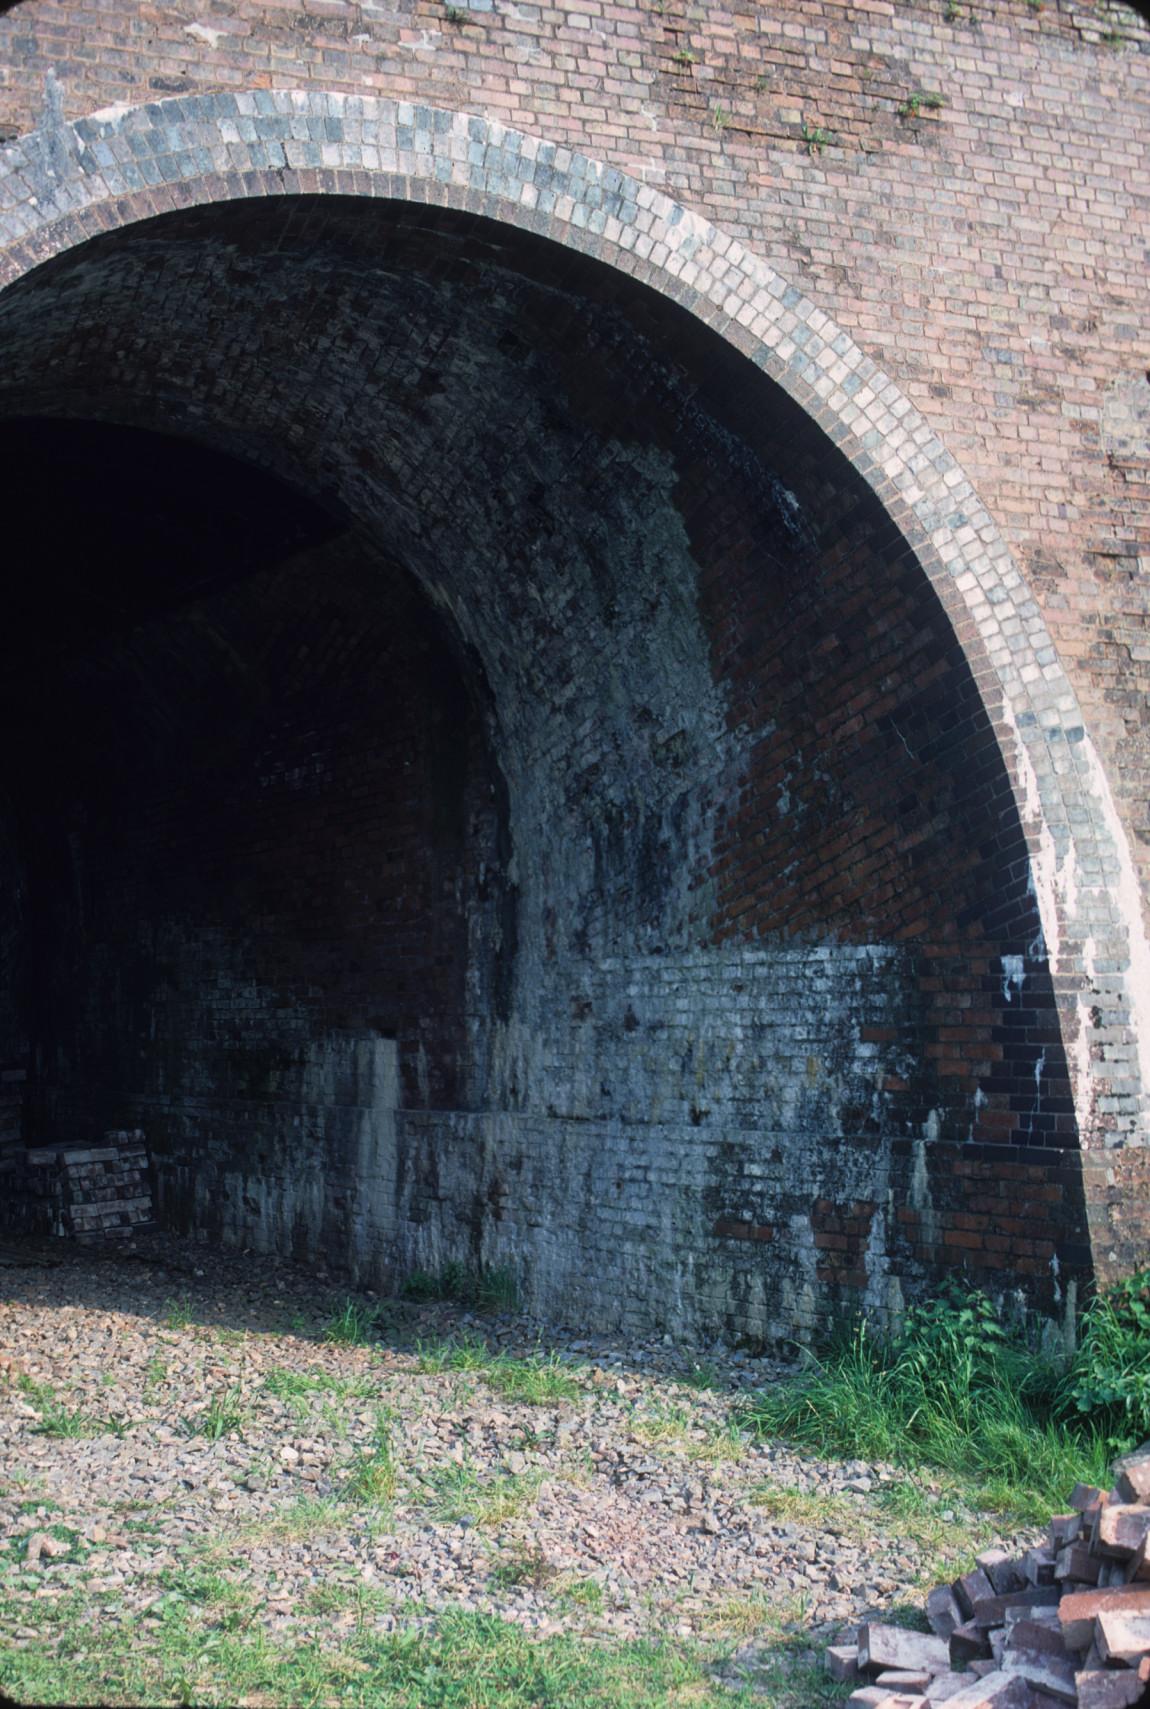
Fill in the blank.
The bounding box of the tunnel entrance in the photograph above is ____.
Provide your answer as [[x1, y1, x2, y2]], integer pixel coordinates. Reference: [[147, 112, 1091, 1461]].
[[0, 192, 1089, 1341]]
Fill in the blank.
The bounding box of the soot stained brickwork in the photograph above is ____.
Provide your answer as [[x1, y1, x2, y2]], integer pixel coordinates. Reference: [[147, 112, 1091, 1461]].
[[0, 188, 1107, 1339]]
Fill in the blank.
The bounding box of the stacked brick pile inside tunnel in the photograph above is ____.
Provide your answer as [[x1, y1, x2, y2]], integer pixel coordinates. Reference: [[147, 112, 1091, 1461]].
[[0, 191, 1105, 1342]]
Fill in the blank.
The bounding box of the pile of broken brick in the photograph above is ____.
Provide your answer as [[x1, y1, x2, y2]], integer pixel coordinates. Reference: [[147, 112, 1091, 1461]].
[[826, 1442, 1150, 1708]]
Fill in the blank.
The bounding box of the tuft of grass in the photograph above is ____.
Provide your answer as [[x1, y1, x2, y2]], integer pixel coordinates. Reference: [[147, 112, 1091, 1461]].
[[631, 1400, 695, 1446], [690, 1419, 746, 1464], [701, 1588, 803, 1641], [490, 1353, 583, 1407], [300, 1578, 392, 1624], [741, 1284, 1112, 1524], [325, 1297, 389, 1346], [142, 1356, 167, 1401], [488, 1544, 558, 1591], [401, 1261, 520, 1312], [555, 1574, 606, 1613], [416, 1336, 583, 1405], [3, 1522, 87, 1569], [629, 1400, 744, 1463], [420, 1461, 545, 1528], [161, 1295, 194, 1330], [17, 1377, 125, 1440], [679, 1359, 724, 1392], [751, 1483, 866, 1535], [898, 89, 945, 120], [240, 1496, 346, 1543], [264, 1365, 377, 1403], [342, 1410, 398, 1506], [181, 1386, 247, 1441]]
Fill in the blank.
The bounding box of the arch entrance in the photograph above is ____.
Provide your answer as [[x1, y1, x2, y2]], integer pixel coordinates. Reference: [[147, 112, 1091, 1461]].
[[0, 92, 1145, 1337]]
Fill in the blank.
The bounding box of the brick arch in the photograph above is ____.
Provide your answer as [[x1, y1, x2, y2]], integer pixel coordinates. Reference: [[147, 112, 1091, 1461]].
[[0, 88, 1145, 1184]]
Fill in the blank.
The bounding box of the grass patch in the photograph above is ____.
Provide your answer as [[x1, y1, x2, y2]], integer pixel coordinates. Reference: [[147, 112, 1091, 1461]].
[[679, 1360, 725, 1392], [181, 1386, 247, 1441], [300, 1577, 393, 1622], [630, 1400, 744, 1463], [265, 1364, 378, 1427], [750, 1483, 867, 1536], [555, 1574, 606, 1613], [142, 1355, 168, 1401], [417, 1336, 583, 1405], [701, 1588, 807, 1642], [402, 1261, 521, 1312], [488, 1544, 559, 1591], [742, 1284, 1113, 1524], [0, 1587, 843, 1706], [153, 1562, 256, 1631], [161, 1295, 195, 1330], [631, 1400, 695, 1446], [236, 1496, 347, 1543], [325, 1297, 391, 1346], [420, 1462, 545, 1527], [342, 1410, 398, 1506], [2, 1523, 88, 1571], [17, 1376, 127, 1440], [748, 1477, 993, 1585]]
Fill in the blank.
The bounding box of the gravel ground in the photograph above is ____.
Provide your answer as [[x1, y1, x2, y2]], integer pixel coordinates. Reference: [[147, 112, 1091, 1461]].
[[0, 1233, 1036, 1665]]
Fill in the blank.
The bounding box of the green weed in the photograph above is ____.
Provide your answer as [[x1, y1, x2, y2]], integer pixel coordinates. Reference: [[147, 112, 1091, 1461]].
[[416, 1336, 583, 1405], [325, 1298, 388, 1347], [182, 1386, 247, 1441], [240, 1496, 346, 1542], [3, 1522, 87, 1568], [17, 1377, 125, 1440], [142, 1356, 167, 1400], [161, 1295, 194, 1330], [421, 1461, 544, 1527], [899, 90, 945, 120], [1067, 1271, 1150, 1447], [742, 1283, 1111, 1524], [401, 1262, 520, 1312], [490, 1353, 582, 1406], [343, 1410, 398, 1506], [488, 1544, 558, 1591], [679, 1360, 724, 1392], [263, 1365, 376, 1429], [750, 1483, 865, 1535], [556, 1574, 606, 1613]]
